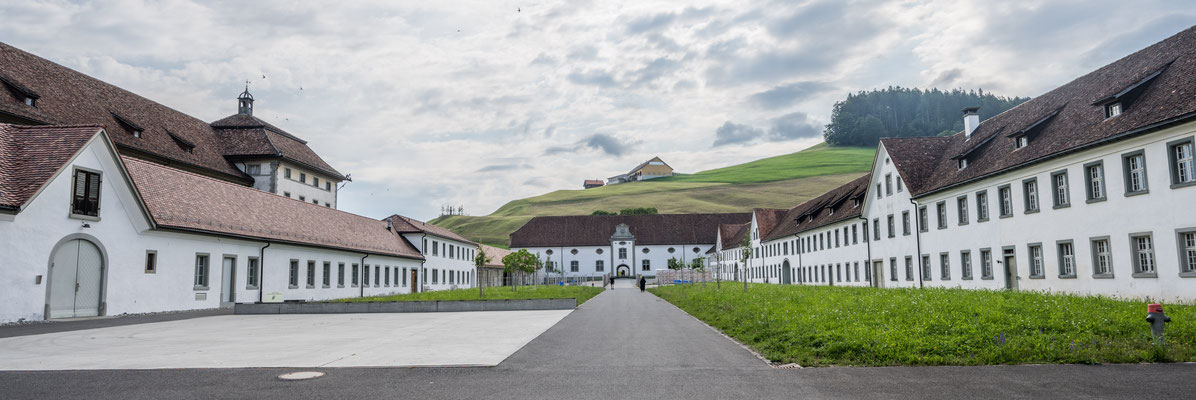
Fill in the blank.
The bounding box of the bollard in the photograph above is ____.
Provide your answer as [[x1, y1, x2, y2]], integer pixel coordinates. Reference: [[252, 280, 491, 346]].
[[1146, 303, 1171, 343]]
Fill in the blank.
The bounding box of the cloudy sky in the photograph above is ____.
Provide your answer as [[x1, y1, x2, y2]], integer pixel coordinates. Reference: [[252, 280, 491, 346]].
[[2, 1, 1192, 220]]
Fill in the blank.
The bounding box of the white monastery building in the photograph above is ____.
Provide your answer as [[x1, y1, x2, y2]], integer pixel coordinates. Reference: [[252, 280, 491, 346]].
[[0, 42, 476, 323]]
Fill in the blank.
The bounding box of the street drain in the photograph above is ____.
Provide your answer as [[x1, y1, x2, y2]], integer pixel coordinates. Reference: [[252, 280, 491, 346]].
[[773, 363, 803, 369], [278, 371, 325, 380]]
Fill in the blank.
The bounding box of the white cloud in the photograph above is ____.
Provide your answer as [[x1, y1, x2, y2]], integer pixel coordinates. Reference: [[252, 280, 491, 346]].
[[1, 0, 1191, 220]]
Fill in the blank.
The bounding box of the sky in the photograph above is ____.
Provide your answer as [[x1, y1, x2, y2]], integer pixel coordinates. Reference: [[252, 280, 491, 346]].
[[1, 1, 1193, 221]]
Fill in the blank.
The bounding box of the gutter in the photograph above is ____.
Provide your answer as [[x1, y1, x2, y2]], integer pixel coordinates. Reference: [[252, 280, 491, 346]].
[[909, 198, 924, 289], [856, 214, 871, 286], [359, 253, 369, 298], [257, 242, 270, 303]]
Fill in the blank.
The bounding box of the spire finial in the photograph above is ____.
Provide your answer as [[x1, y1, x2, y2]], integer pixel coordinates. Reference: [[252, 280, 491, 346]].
[[238, 82, 255, 115]]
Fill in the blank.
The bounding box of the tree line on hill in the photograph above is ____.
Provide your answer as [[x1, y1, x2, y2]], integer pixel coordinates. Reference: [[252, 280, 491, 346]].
[[591, 207, 658, 216], [823, 87, 1029, 147]]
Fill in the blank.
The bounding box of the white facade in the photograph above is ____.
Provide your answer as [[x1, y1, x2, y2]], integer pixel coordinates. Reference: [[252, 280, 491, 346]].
[[0, 131, 418, 323], [406, 233, 478, 291], [273, 161, 340, 209]]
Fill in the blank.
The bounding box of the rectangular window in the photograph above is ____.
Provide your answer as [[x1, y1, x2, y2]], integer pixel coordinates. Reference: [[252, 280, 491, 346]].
[[936, 202, 947, 229], [284, 168, 291, 178], [432, 241, 439, 256], [145, 250, 157, 274], [1091, 238, 1112, 277], [957, 196, 969, 225], [887, 215, 895, 238], [326, 182, 332, 191], [70, 168, 102, 218], [194, 254, 209, 289], [876, 183, 882, 199], [1085, 161, 1107, 202], [299, 172, 306, 183], [323, 262, 331, 287], [873, 218, 881, 240], [960, 251, 972, 280], [1028, 244, 1044, 278], [312, 177, 319, 188], [940, 253, 951, 280], [596, 260, 605, 272], [247, 164, 261, 175], [337, 263, 345, 287], [918, 206, 928, 232], [1179, 231, 1196, 275], [885, 173, 893, 196], [1168, 138, 1196, 187], [902, 211, 911, 236], [402, 268, 408, 286], [1123, 151, 1149, 195], [921, 255, 931, 281], [432, 268, 438, 284], [244, 257, 259, 288], [352, 264, 360, 286], [289, 260, 299, 288], [980, 249, 993, 279], [976, 191, 989, 221], [570, 260, 579, 272], [1051, 170, 1070, 208], [998, 185, 1013, 217], [1023, 178, 1039, 213], [897, 177, 904, 192], [642, 259, 650, 271], [364, 264, 371, 286], [892, 257, 900, 282], [386, 265, 393, 286], [306, 261, 316, 288], [1131, 234, 1156, 276], [619, 248, 627, 259], [852, 225, 858, 244], [1057, 241, 1076, 277]]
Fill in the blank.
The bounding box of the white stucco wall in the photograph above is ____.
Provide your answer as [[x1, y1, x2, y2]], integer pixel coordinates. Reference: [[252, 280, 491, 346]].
[[275, 161, 339, 209], [407, 233, 477, 291], [516, 242, 712, 279]]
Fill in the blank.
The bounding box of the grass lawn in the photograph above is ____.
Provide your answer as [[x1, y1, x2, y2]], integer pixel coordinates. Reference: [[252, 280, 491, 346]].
[[333, 285, 605, 305], [650, 283, 1196, 367]]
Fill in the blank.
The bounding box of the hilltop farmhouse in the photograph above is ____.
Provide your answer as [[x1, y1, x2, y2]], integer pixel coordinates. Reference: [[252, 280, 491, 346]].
[[0, 42, 477, 322], [606, 156, 673, 185]]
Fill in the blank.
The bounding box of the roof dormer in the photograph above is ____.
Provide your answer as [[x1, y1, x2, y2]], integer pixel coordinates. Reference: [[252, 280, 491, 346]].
[[1092, 60, 1172, 120], [166, 129, 195, 154], [110, 112, 145, 138], [0, 75, 39, 108]]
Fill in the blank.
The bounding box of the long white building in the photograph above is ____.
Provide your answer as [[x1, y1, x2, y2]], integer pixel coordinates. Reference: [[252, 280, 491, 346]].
[[729, 26, 1196, 301]]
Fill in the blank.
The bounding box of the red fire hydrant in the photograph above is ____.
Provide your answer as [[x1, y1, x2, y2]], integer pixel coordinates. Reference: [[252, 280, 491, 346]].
[[1146, 303, 1171, 343]]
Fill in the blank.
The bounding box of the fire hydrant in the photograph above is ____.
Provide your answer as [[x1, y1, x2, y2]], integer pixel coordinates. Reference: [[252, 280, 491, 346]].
[[1146, 303, 1171, 343]]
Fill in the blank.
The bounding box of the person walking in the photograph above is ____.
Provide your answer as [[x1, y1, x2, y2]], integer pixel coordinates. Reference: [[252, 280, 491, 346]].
[[638, 275, 646, 292], [609, 276, 615, 290]]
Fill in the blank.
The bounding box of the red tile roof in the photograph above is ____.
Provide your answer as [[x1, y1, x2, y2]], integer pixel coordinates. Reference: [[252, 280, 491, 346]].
[[123, 156, 422, 259], [385, 214, 477, 246], [0, 124, 103, 210], [478, 244, 512, 268], [763, 173, 872, 241], [884, 25, 1196, 197], [212, 114, 345, 180], [509, 213, 751, 248], [753, 208, 788, 240]]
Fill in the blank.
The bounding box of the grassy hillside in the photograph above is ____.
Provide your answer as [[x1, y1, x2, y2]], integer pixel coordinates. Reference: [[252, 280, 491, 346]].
[[432, 143, 876, 247]]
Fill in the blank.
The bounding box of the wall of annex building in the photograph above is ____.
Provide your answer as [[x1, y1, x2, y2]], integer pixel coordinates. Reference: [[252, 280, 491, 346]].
[[789, 219, 872, 287], [517, 243, 712, 279], [863, 144, 922, 288], [232, 159, 279, 194], [897, 121, 1196, 301], [258, 243, 420, 302], [275, 161, 339, 209], [408, 233, 478, 291]]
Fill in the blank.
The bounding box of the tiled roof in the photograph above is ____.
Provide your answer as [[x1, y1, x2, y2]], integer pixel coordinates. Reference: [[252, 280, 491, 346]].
[[385, 214, 477, 246], [753, 208, 788, 240], [479, 244, 512, 268], [123, 156, 422, 259], [211, 113, 345, 180], [763, 173, 872, 241], [0, 124, 103, 209], [718, 222, 750, 250], [509, 213, 751, 248], [884, 25, 1196, 197], [584, 179, 604, 185]]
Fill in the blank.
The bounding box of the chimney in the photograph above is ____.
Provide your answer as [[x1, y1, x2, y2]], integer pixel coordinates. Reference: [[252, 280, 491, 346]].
[[962, 107, 980, 139]]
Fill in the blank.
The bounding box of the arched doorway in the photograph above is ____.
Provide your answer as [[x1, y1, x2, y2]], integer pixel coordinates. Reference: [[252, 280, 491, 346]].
[[47, 238, 105, 319], [616, 265, 630, 277], [781, 260, 792, 284]]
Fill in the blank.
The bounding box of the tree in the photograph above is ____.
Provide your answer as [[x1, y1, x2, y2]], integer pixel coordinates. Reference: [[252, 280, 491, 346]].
[[618, 207, 658, 215], [822, 87, 1029, 146], [739, 233, 753, 293], [667, 257, 684, 270], [690, 258, 704, 270], [474, 247, 493, 297], [591, 210, 616, 216], [501, 249, 542, 292]]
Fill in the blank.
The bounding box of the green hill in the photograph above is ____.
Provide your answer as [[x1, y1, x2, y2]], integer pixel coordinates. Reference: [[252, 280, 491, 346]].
[[431, 143, 876, 247]]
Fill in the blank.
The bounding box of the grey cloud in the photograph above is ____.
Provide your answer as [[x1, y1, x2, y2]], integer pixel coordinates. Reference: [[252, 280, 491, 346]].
[[929, 68, 963, 88], [1081, 14, 1196, 66], [712, 121, 764, 147], [631, 57, 681, 85], [583, 133, 633, 156], [544, 146, 574, 155], [748, 81, 834, 109], [543, 124, 556, 138], [523, 177, 551, 187], [531, 52, 558, 65], [567, 68, 618, 87], [673, 79, 698, 91], [476, 163, 530, 173], [625, 13, 678, 34], [567, 44, 599, 61], [767, 112, 821, 140]]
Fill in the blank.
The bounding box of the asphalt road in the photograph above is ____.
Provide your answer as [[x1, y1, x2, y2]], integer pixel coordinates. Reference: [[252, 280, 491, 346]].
[[2, 286, 1194, 399]]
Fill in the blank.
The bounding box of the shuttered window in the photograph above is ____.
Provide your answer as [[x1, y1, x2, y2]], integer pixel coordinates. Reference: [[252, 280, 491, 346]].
[[71, 169, 102, 217]]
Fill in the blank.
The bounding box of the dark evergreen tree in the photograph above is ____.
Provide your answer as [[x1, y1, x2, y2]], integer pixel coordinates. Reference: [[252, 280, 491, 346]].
[[823, 87, 1028, 146]]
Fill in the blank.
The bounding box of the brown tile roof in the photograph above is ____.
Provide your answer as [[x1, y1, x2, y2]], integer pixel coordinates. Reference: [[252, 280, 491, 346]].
[[718, 222, 751, 250], [884, 25, 1196, 197], [0, 124, 103, 210], [212, 114, 345, 180], [478, 244, 512, 268], [123, 156, 422, 259], [584, 179, 604, 185], [763, 173, 872, 241], [753, 208, 788, 240], [385, 214, 477, 246], [509, 213, 751, 248]]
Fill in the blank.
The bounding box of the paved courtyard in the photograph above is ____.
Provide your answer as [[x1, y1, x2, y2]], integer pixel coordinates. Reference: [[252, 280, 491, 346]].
[[0, 310, 570, 370], [2, 286, 1195, 399]]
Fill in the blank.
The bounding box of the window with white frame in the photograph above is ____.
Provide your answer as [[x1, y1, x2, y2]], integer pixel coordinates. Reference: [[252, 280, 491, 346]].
[[306, 261, 316, 288], [1015, 136, 1028, 149], [918, 206, 928, 232], [957, 196, 969, 225], [887, 215, 895, 238], [1105, 102, 1121, 119], [921, 255, 931, 281], [976, 191, 989, 221], [998, 185, 1013, 217], [619, 248, 627, 259], [1091, 238, 1112, 276], [352, 264, 360, 286], [1028, 245, 1044, 277], [1180, 231, 1196, 274], [1057, 241, 1075, 277], [1168, 138, 1195, 186], [289, 260, 299, 288], [596, 260, 605, 272], [1023, 178, 1039, 212], [873, 218, 881, 240], [570, 260, 579, 272], [1052, 171, 1070, 208], [936, 202, 947, 229], [364, 264, 371, 286], [960, 251, 972, 280], [145, 250, 157, 274], [1132, 234, 1156, 275], [885, 174, 893, 196], [194, 254, 210, 289], [70, 168, 102, 218], [337, 263, 345, 287], [980, 249, 993, 279], [299, 172, 306, 183], [940, 253, 951, 280], [902, 211, 911, 236], [323, 262, 331, 287], [897, 177, 904, 192], [642, 259, 650, 271], [1123, 151, 1148, 194], [247, 257, 259, 288], [1085, 162, 1106, 201]]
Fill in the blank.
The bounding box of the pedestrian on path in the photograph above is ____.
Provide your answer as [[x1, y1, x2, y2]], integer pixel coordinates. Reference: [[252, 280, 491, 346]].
[[638, 276, 646, 292], [610, 276, 615, 289]]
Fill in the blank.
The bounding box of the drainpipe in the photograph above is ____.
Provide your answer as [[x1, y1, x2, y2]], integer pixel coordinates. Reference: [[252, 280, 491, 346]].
[[795, 234, 802, 285], [419, 233, 427, 293], [909, 198, 924, 289], [359, 253, 369, 297], [257, 242, 271, 303], [856, 214, 871, 286]]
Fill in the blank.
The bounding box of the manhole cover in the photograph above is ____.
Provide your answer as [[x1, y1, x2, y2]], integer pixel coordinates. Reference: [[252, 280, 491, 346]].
[[278, 371, 325, 380]]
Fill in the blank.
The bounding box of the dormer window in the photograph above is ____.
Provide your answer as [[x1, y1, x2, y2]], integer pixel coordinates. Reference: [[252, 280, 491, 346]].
[[24, 97, 35, 107], [958, 159, 968, 170], [165, 129, 195, 154], [1104, 102, 1122, 119], [132, 129, 142, 138], [1015, 136, 1028, 149]]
